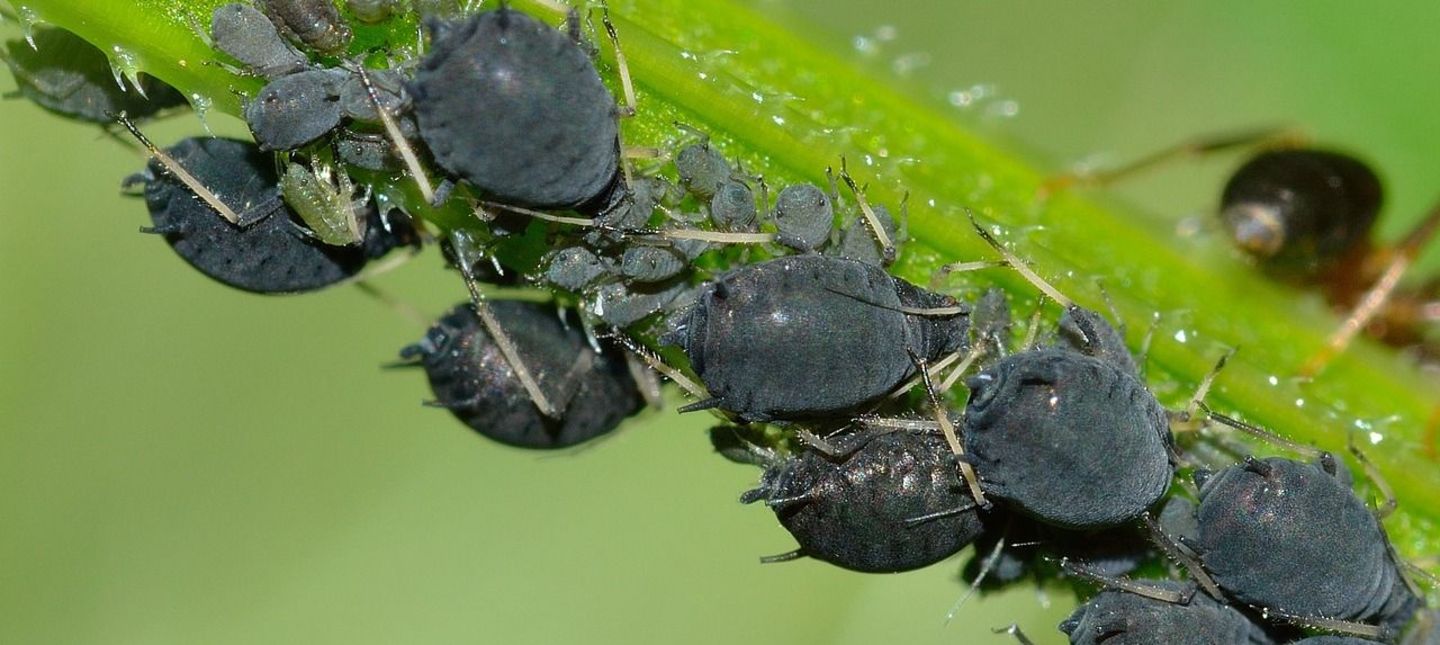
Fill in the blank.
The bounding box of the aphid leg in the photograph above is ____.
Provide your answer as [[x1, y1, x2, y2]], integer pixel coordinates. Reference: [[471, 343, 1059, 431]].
[[137, 223, 184, 236], [793, 428, 843, 456], [1301, 199, 1440, 376], [352, 65, 436, 204], [1345, 432, 1397, 519], [911, 350, 989, 509], [838, 158, 897, 264], [1173, 349, 1234, 429], [886, 345, 965, 400], [644, 228, 776, 245], [622, 353, 665, 409], [479, 200, 600, 227], [1142, 511, 1224, 601], [901, 500, 977, 527], [990, 624, 1036, 645], [1135, 311, 1161, 380], [965, 209, 1075, 308], [946, 517, 1011, 623], [1036, 126, 1305, 200], [1019, 296, 1049, 350], [758, 549, 806, 565], [450, 231, 561, 418], [1056, 557, 1192, 604], [1264, 609, 1391, 642], [1198, 402, 1322, 458], [112, 112, 249, 226], [936, 343, 986, 394], [599, 4, 636, 118]]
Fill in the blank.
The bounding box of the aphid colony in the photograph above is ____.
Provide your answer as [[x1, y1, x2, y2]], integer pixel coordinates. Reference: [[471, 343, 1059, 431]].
[[5, 2, 1436, 643]]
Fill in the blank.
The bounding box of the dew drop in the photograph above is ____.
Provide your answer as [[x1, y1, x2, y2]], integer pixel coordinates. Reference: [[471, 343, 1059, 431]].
[[1368, 431, 1384, 445], [190, 93, 215, 136], [1267, 375, 1280, 386], [16, 5, 40, 50], [1294, 398, 1305, 408], [1173, 329, 1188, 343]]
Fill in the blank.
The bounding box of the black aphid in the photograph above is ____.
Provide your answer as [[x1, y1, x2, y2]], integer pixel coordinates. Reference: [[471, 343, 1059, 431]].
[[345, 0, 403, 24], [674, 140, 733, 199], [2, 27, 187, 123], [1192, 455, 1417, 637], [662, 254, 968, 422], [211, 3, 308, 77], [244, 67, 347, 151], [741, 429, 986, 573], [959, 216, 1174, 529], [400, 301, 644, 449], [125, 136, 415, 294], [1060, 582, 1273, 645], [411, 8, 620, 210]]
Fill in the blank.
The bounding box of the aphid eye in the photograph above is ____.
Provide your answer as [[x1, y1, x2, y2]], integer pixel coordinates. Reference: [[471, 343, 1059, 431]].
[[965, 373, 998, 412]]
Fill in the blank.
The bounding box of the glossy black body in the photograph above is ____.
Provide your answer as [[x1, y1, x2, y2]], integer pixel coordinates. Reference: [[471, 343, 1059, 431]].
[[402, 301, 643, 449], [743, 430, 986, 573]]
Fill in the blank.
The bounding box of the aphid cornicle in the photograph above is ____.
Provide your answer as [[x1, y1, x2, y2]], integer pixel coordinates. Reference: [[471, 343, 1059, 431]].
[[411, 8, 621, 210], [2, 27, 188, 124], [126, 136, 416, 294], [741, 429, 987, 573], [1192, 455, 1417, 635], [400, 301, 644, 450], [662, 254, 968, 422]]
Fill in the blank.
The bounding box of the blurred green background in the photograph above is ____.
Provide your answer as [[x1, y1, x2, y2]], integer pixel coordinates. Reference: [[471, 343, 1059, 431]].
[[3, 2, 1440, 643]]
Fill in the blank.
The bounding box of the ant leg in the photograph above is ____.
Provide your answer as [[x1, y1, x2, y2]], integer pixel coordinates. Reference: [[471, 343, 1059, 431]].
[[1301, 199, 1440, 376], [1037, 126, 1306, 200]]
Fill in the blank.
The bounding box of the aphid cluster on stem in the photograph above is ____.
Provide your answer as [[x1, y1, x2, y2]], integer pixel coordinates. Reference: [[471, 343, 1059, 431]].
[[5, 3, 1436, 643]]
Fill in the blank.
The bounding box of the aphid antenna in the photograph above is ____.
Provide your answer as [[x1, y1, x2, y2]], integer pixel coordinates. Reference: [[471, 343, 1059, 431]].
[[645, 228, 776, 245], [819, 286, 968, 317], [1260, 607, 1391, 642], [990, 624, 1035, 645], [1178, 348, 1235, 425], [477, 200, 599, 226], [1197, 402, 1322, 458], [449, 231, 562, 418], [966, 209, 1075, 308], [351, 64, 436, 204], [837, 157, 897, 264], [1403, 561, 1440, 589], [856, 415, 943, 432], [1302, 198, 1440, 376], [1141, 511, 1224, 601], [1345, 429, 1398, 520], [672, 121, 710, 147], [910, 349, 989, 508], [794, 428, 841, 457], [928, 260, 1008, 289], [598, 4, 637, 116], [937, 343, 987, 394], [1053, 557, 1192, 604], [902, 500, 977, 528], [1135, 310, 1161, 380], [603, 329, 712, 405], [621, 352, 666, 409], [886, 346, 965, 400], [946, 516, 1012, 624], [110, 111, 246, 226], [1019, 295, 1050, 350], [1035, 125, 1305, 200]]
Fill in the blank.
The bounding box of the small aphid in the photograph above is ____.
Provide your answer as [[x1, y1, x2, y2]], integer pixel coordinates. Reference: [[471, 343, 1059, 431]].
[[1, 27, 188, 123], [1060, 582, 1272, 645], [210, 3, 308, 77], [772, 183, 835, 253], [124, 136, 415, 294], [542, 246, 615, 292], [620, 244, 689, 283], [589, 279, 693, 329], [412, 8, 621, 210], [674, 140, 733, 199], [662, 254, 968, 422], [279, 153, 366, 246], [344, 0, 403, 23], [245, 67, 347, 151], [260, 0, 353, 55], [398, 301, 644, 449], [833, 203, 903, 267], [741, 429, 986, 573], [709, 180, 759, 232]]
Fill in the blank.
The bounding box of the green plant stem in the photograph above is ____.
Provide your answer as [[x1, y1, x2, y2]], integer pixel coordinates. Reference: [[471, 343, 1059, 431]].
[[18, 0, 1440, 561]]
